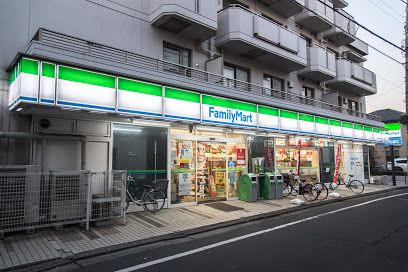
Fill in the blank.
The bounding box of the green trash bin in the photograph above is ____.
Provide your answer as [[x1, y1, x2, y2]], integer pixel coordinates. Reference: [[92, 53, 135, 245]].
[[239, 174, 258, 202], [259, 173, 276, 200], [274, 171, 283, 199]]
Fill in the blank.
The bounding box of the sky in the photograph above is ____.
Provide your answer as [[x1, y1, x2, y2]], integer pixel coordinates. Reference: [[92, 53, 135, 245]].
[[345, 0, 406, 114]]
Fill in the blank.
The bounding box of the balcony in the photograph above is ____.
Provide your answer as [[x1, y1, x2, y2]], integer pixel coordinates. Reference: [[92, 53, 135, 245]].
[[149, 0, 217, 41], [294, 0, 334, 33], [344, 39, 368, 63], [326, 59, 377, 96], [322, 10, 356, 45], [297, 46, 336, 81], [332, 0, 348, 8], [260, 0, 305, 18], [215, 5, 307, 72], [24, 29, 381, 123]]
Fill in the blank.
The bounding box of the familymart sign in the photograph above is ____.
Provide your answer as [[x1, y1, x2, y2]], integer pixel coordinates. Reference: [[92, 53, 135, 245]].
[[8, 57, 385, 142]]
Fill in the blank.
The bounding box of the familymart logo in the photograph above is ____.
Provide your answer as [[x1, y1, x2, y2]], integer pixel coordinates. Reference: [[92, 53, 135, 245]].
[[208, 106, 254, 124]]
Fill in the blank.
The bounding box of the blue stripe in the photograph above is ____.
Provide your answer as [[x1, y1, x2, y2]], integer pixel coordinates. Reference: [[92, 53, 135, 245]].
[[258, 126, 279, 131], [280, 129, 298, 133], [20, 96, 37, 102], [165, 114, 200, 121], [40, 98, 54, 103], [316, 133, 330, 136], [299, 131, 315, 135], [202, 119, 257, 128], [58, 101, 115, 111], [118, 108, 162, 117]]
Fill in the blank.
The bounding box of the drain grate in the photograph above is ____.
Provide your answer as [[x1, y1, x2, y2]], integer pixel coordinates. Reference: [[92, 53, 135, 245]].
[[204, 202, 244, 212]]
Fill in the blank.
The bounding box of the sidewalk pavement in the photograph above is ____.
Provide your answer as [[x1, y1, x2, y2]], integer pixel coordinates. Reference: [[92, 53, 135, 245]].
[[1, 184, 407, 271]]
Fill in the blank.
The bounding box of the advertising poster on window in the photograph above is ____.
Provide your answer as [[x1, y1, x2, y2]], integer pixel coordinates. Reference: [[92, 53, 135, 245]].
[[178, 172, 192, 196], [179, 140, 193, 167], [237, 148, 246, 166]]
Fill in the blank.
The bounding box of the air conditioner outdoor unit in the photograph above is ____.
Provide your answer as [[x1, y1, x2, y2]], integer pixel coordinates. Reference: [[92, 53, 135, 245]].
[[0, 165, 41, 231], [48, 172, 87, 224]]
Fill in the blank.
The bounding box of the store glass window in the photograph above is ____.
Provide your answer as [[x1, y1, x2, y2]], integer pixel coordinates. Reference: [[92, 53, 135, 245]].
[[113, 124, 168, 198], [249, 136, 275, 173], [170, 139, 196, 204], [227, 143, 246, 198]]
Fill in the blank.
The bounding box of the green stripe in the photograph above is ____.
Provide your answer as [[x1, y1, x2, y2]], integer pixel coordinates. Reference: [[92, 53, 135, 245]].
[[20, 58, 38, 75], [128, 169, 167, 174], [280, 110, 298, 119], [354, 124, 363, 130], [202, 95, 257, 112], [258, 106, 278, 116], [165, 87, 200, 103], [363, 126, 372, 132], [373, 128, 381, 133], [384, 123, 401, 130], [315, 117, 328, 125], [41, 63, 55, 78], [299, 113, 314, 122], [59, 66, 115, 88], [118, 78, 162, 96], [342, 122, 353, 129], [9, 66, 16, 84], [329, 119, 341, 127]]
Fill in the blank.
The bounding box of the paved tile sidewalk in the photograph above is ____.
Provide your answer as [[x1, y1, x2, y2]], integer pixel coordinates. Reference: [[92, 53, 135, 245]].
[[0, 184, 403, 271]]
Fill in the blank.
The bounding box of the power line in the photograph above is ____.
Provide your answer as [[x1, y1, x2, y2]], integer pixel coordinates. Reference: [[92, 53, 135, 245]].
[[315, 0, 406, 53], [368, 0, 404, 24], [379, 0, 404, 18]]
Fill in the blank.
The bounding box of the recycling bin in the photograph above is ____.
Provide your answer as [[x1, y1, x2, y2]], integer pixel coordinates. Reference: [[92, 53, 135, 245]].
[[259, 173, 276, 200], [239, 174, 258, 202], [274, 171, 283, 199]]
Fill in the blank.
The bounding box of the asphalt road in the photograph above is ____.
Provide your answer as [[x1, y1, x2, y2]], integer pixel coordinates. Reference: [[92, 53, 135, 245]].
[[47, 189, 408, 272]]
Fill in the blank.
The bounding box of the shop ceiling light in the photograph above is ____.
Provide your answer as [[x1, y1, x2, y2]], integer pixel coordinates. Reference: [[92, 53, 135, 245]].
[[233, 129, 256, 135], [15, 108, 23, 112], [114, 127, 142, 133], [336, 140, 350, 144], [267, 133, 286, 138], [196, 126, 225, 132], [131, 119, 171, 127]]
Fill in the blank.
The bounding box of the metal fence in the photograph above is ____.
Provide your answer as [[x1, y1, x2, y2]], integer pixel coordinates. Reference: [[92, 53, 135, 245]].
[[32, 28, 381, 122], [0, 169, 126, 235]]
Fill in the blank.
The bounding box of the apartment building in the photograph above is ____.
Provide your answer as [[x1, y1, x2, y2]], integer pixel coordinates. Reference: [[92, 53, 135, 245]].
[[0, 0, 384, 206]]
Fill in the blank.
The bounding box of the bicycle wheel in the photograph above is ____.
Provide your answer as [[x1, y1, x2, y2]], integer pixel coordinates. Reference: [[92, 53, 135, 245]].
[[349, 180, 364, 194], [314, 183, 328, 200], [282, 182, 293, 197], [302, 184, 318, 201], [142, 190, 166, 213], [126, 191, 136, 210]]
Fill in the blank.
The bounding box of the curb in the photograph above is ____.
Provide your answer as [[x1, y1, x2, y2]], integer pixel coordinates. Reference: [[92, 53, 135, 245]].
[[11, 185, 408, 272]]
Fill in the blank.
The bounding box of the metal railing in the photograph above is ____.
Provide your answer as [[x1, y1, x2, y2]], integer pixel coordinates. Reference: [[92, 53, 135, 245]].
[[31, 28, 380, 121], [0, 169, 126, 235]]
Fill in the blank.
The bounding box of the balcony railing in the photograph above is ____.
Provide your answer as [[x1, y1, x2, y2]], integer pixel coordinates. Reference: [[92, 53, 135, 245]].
[[30, 29, 380, 122]]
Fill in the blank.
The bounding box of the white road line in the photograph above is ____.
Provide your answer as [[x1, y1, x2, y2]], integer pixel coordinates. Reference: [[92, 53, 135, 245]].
[[115, 192, 408, 272]]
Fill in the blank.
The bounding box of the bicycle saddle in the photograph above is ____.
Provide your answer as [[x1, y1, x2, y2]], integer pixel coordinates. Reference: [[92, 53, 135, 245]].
[[349, 174, 354, 178], [299, 178, 306, 182], [141, 184, 152, 189]]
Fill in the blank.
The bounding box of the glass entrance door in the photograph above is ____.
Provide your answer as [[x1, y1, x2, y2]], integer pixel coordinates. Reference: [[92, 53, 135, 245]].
[[197, 142, 227, 203]]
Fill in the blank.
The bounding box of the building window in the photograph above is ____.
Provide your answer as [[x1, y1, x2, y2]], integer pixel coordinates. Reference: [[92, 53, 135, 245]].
[[163, 42, 191, 75], [263, 74, 285, 98], [301, 86, 315, 105], [223, 0, 249, 8], [223, 63, 250, 91]]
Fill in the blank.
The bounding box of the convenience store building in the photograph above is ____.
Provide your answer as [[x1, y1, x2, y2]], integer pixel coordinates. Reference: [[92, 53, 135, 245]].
[[7, 56, 385, 207]]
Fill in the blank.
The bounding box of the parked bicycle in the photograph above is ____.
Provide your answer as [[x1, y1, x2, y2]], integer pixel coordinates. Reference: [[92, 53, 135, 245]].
[[329, 173, 364, 194], [126, 174, 166, 213], [282, 172, 319, 201]]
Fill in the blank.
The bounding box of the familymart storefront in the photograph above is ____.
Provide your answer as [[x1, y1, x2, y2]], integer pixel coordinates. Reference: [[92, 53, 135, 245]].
[[8, 57, 386, 207]]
